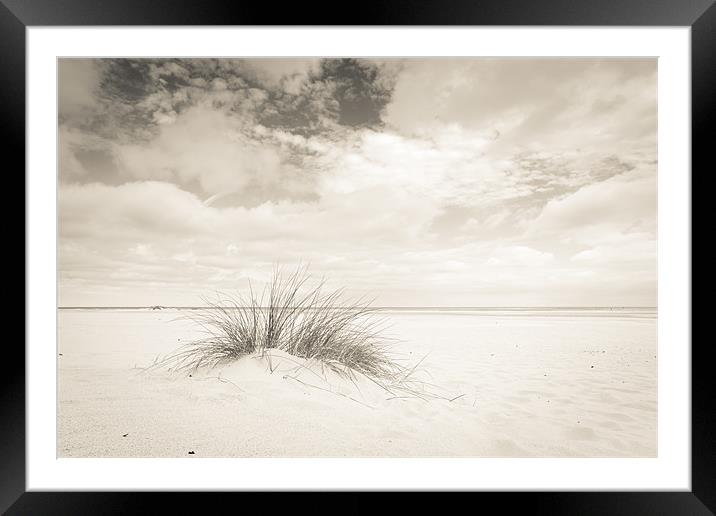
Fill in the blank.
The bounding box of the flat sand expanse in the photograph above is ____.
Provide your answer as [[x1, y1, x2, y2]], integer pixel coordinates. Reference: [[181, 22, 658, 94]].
[[58, 308, 656, 457]]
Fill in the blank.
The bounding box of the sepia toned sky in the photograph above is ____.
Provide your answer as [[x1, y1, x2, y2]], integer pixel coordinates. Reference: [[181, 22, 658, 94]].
[[58, 58, 657, 307]]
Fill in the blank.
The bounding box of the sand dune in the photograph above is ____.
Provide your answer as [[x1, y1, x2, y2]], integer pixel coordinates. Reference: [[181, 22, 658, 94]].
[[58, 308, 657, 457]]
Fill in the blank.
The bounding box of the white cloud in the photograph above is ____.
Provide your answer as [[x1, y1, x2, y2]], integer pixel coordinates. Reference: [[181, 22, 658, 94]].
[[488, 246, 554, 267], [571, 240, 656, 265], [385, 58, 657, 163], [114, 106, 284, 198], [129, 243, 153, 257], [529, 165, 657, 246], [242, 59, 321, 94]]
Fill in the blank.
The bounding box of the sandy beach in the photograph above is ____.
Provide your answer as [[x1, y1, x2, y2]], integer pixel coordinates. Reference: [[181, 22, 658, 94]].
[[58, 308, 657, 458]]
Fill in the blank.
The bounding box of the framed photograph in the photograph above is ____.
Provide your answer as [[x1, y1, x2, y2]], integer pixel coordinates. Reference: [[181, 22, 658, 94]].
[[10, 0, 709, 512]]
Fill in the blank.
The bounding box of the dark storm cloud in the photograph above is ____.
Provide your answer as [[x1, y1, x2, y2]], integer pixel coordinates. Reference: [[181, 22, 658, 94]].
[[100, 59, 155, 102], [319, 59, 392, 127], [255, 59, 393, 134], [68, 58, 393, 142]]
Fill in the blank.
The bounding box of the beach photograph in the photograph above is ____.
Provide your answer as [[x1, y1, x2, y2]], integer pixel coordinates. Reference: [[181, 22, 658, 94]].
[[58, 57, 657, 458]]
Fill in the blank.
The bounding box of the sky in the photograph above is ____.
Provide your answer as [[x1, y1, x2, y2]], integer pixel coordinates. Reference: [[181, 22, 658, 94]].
[[58, 58, 657, 307]]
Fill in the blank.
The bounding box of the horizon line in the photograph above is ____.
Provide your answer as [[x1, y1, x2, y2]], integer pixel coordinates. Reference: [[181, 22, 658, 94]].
[[57, 305, 658, 309]]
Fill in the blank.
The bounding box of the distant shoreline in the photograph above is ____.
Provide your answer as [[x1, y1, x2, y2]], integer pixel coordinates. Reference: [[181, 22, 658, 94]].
[[57, 306, 658, 311]]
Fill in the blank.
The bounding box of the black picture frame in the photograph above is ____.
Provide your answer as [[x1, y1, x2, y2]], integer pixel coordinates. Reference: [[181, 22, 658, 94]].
[[6, 0, 709, 513]]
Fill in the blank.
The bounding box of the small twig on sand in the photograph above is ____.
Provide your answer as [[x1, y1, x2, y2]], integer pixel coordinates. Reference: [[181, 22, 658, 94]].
[[283, 375, 375, 410], [190, 375, 245, 392]]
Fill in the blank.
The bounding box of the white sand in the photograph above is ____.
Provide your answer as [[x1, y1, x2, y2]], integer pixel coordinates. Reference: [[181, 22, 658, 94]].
[[58, 308, 657, 457]]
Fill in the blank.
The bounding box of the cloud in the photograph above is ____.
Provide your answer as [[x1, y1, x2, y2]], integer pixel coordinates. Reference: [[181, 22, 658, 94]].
[[57, 58, 658, 307], [59, 181, 213, 242], [114, 106, 285, 198], [529, 165, 657, 246], [58, 174, 657, 306], [488, 246, 554, 267], [384, 58, 657, 160], [241, 59, 321, 94], [571, 239, 656, 265]]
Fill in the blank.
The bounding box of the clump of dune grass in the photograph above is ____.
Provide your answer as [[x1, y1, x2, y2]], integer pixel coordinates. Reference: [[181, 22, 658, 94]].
[[150, 267, 436, 397]]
